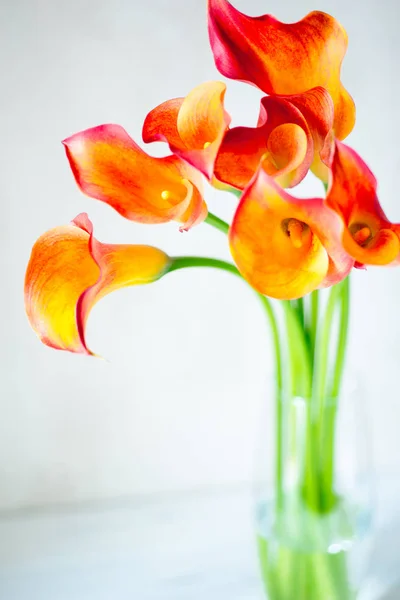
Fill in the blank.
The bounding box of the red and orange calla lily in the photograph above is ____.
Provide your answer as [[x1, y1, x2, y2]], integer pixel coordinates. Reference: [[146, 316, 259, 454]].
[[215, 87, 334, 190], [24, 213, 171, 355], [143, 81, 231, 181], [326, 141, 400, 266], [229, 165, 354, 300], [208, 0, 355, 141], [64, 124, 207, 231]]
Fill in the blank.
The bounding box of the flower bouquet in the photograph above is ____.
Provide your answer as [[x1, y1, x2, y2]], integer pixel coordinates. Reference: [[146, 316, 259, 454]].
[[24, 1, 398, 598]]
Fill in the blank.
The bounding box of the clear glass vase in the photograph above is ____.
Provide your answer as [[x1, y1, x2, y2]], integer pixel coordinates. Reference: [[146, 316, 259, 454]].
[[254, 378, 374, 600]]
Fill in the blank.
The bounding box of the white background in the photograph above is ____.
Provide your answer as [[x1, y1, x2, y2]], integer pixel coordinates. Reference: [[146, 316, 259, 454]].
[[1, 0, 399, 511]]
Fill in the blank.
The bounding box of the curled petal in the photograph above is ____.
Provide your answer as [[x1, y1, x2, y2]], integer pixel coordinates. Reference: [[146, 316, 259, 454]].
[[63, 124, 207, 230], [326, 141, 400, 265], [141, 98, 183, 147], [215, 95, 314, 190], [263, 124, 308, 188], [24, 214, 171, 355], [177, 177, 208, 231], [229, 166, 353, 299], [280, 87, 335, 182], [208, 0, 355, 139], [214, 125, 268, 190], [143, 81, 231, 180]]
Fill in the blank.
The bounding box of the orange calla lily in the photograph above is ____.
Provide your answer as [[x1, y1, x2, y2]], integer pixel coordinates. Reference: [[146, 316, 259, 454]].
[[142, 81, 231, 180], [24, 213, 171, 355], [208, 0, 355, 140], [63, 124, 207, 231], [326, 141, 400, 266], [229, 166, 354, 300], [215, 87, 333, 190]]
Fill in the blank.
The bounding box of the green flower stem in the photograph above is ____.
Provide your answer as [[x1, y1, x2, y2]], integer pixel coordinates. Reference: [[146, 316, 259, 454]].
[[283, 301, 312, 399], [168, 256, 238, 277], [312, 284, 342, 407], [167, 255, 285, 509], [283, 298, 313, 537], [204, 211, 230, 235], [167, 255, 283, 399], [302, 283, 341, 511], [303, 277, 350, 511], [167, 255, 283, 393], [296, 297, 305, 329], [330, 277, 350, 399], [310, 290, 319, 361], [259, 295, 284, 511], [320, 277, 350, 510]]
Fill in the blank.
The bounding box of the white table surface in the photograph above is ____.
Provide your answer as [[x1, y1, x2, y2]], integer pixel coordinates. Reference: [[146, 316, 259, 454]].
[[0, 487, 399, 600]]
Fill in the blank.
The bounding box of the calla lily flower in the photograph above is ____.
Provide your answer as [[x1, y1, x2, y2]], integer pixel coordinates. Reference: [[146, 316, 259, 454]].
[[208, 0, 355, 140], [142, 80, 231, 180], [229, 166, 354, 300], [63, 124, 207, 231], [215, 87, 334, 190], [24, 213, 171, 355], [326, 141, 400, 266]]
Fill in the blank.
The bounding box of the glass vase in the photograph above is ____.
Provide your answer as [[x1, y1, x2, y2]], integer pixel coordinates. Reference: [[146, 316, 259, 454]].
[[254, 378, 374, 600]]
